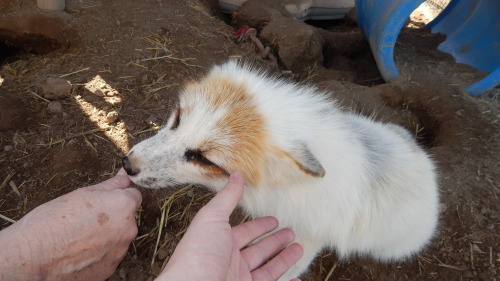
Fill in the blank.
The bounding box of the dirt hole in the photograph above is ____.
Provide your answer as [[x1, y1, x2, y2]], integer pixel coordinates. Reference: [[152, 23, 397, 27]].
[[308, 18, 385, 86], [0, 41, 22, 65], [0, 14, 78, 66], [0, 32, 62, 66], [412, 107, 440, 148]]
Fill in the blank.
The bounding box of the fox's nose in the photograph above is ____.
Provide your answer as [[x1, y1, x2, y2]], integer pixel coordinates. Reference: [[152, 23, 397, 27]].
[[122, 156, 139, 176]]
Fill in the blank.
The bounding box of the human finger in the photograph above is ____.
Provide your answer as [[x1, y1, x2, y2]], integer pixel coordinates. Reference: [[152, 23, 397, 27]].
[[120, 187, 142, 208], [91, 168, 131, 191], [232, 216, 279, 248], [201, 172, 244, 218], [251, 243, 304, 281], [112, 168, 132, 189], [242, 228, 295, 271]]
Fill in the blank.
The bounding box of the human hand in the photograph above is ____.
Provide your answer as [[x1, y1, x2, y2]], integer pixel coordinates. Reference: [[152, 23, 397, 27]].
[[156, 172, 304, 281], [0, 168, 142, 281]]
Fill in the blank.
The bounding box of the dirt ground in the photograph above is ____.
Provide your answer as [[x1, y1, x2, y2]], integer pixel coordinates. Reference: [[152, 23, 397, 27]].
[[0, 0, 498, 280]]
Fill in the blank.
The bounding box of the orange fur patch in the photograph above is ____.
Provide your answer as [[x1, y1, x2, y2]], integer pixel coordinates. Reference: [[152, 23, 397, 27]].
[[181, 76, 267, 186]]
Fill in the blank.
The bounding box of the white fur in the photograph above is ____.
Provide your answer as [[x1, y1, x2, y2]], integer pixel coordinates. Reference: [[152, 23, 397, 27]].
[[127, 61, 439, 280]]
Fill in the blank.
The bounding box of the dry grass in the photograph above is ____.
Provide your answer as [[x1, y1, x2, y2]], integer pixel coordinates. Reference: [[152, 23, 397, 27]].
[[40, 126, 113, 146], [0, 213, 16, 224], [151, 184, 193, 265], [0, 171, 16, 191]]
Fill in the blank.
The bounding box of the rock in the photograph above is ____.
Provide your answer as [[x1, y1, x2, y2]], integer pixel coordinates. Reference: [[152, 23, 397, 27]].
[[145, 115, 158, 125], [233, 0, 291, 28], [47, 101, 63, 113], [260, 14, 324, 71], [233, 0, 324, 71], [106, 111, 119, 123], [4, 145, 13, 152], [93, 89, 104, 96], [480, 207, 490, 216], [156, 248, 169, 260], [471, 244, 485, 253], [118, 267, 127, 279], [186, 189, 195, 198], [151, 262, 163, 276], [439, 203, 447, 213], [38, 77, 72, 99]]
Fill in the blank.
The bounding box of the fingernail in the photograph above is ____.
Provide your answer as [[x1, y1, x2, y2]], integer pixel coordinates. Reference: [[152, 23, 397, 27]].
[[117, 168, 127, 176], [228, 172, 242, 183]]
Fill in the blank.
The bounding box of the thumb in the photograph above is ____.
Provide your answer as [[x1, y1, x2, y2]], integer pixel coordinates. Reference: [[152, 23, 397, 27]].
[[202, 172, 244, 218], [91, 168, 131, 191]]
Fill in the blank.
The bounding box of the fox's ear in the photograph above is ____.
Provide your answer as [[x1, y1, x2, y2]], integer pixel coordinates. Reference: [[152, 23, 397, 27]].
[[288, 143, 326, 178], [263, 143, 325, 187]]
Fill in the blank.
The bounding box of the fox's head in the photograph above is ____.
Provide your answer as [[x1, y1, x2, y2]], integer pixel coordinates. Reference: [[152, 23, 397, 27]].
[[123, 61, 326, 191]]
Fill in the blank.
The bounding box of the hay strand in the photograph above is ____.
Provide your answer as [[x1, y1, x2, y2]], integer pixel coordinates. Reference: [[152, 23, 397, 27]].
[[324, 262, 338, 281], [59, 67, 91, 78], [151, 184, 193, 265], [0, 213, 16, 224], [9, 181, 21, 197], [28, 91, 50, 103], [42, 126, 112, 146], [1, 171, 16, 191]]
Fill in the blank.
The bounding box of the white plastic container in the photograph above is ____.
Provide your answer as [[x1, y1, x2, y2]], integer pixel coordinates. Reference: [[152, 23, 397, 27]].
[[37, 0, 65, 11]]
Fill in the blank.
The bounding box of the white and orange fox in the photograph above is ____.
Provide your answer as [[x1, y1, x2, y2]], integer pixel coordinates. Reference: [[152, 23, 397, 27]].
[[123, 61, 439, 280]]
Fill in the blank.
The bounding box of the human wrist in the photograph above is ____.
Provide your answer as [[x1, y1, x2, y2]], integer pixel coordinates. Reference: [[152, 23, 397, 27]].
[[0, 221, 46, 281]]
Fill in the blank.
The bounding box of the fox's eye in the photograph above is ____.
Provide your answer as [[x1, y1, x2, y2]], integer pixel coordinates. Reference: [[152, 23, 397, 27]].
[[169, 107, 180, 130], [185, 150, 215, 166]]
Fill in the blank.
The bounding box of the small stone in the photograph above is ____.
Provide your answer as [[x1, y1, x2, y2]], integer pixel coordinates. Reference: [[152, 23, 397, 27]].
[[118, 267, 127, 279], [186, 189, 195, 198], [472, 244, 485, 253], [93, 89, 104, 96], [145, 115, 158, 125], [480, 207, 490, 216], [4, 145, 13, 152], [151, 262, 162, 276], [105, 111, 119, 123], [47, 101, 63, 113], [439, 203, 447, 214], [38, 77, 72, 99], [156, 248, 169, 260]]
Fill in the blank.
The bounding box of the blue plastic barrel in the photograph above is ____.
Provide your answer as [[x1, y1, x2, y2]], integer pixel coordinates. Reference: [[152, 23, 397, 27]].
[[356, 0, 500, 96]]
